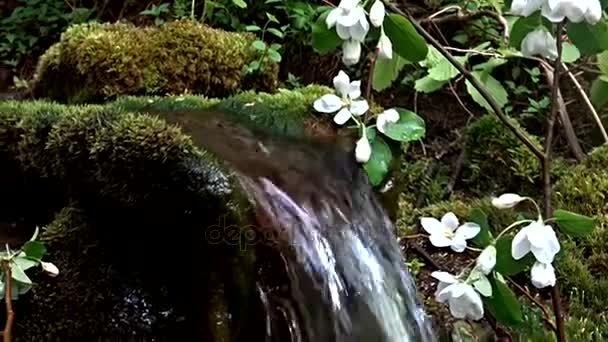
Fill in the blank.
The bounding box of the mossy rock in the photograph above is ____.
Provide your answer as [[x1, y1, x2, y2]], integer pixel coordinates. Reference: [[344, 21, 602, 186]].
[[0, 86, 340, 340], [462, 114, 542, 195], [32, 19, 280, 104]]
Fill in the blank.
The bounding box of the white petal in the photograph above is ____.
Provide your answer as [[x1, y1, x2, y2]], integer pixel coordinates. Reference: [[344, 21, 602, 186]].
[[420, 217, 444, 235], [326, 8, 343, 29], [462, 285, 485, 320], [430, 234, 454, 248], [431, 271, 458, 284], [476, 245, 497, 275], [336, 23, 351, 40], [377, 108, 400, 133], [530, 227, 560, 264], [313, 94, 342, 113], [526, 220, 549, 248], [349, 99, 369, 116], [448, 282, 467, 298], [521, 29, 558, 60], [348, 8, 369, 42], [348, 80, 362, 100], [355, 135, 371, 163], [436, 284, 454, 302], [333, 70, 351, 97], [455, 223, 481, 240], [584, 0, 602, 24], [541, 2, 566, 22], [377, 32, 393, 59], [450, 236, 467, 253], [531, 261, 556, 288], [333, 107, 352, 125], [511, 227, 531, 260], [511, 0, 545, 16], [342, 39, 362, 66], [548, 0, 586, 22], [369, 0, 386, 27], [41, 261, 59, 277], [338, 0, 360, 10], [491, 193, 525, 209], [441, 212, 460, 231]]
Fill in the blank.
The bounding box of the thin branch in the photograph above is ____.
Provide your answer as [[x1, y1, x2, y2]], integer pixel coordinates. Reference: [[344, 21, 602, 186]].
[[507, 276, 557, 333], [386, 2, 544, 160], [544, 22, 566, 342], [1, 261, 13, 342], [365, 49, 379, 100], [562, 63, 608, 144], [539, 61, 586, 162], [422, 7, 509, 41]]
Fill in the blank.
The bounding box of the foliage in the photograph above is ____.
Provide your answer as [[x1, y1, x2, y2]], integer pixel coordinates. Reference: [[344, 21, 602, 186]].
[[32, 19, 279, 103]]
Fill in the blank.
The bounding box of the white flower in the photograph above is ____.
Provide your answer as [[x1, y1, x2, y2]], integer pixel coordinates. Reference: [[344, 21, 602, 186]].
[[369, 0, 386, 27], [476, 245, 497, 275], [377, 31, 393, 59], [510, 0, 545, 16], [326, 0, 369, 42], [531, 261, 556, 288], [313, 70, 369, 124], [376, 108, 399, 133], [542, 0, 602, 24], [512, 219, 560, 264], [342, 39, 362, 65], [431, 271, 484, 320], [521, 28, 558, 60], [355, 134, 372, 163], [420, 212, 481, 252], [492, 193, 525, 209], [41, 261, 59, 277]]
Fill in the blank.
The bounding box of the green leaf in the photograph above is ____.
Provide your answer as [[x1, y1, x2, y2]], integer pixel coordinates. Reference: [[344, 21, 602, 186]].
[[471, 271, 493, 297], [383, 14, 428, 63], [427, 55, 467, 82], [266, 12, 279, 24], [561, 42, 581, 63], [380, 108, 426, 142], [494, 236, 534, 276], [22, 241, 46, 260], [311, 12, 342, 54], [373, 55, 409, 91], [267, 28, 284, 38], [468, 208, 493, 247], [363, 133, 392, 186], [465, 70, 509, 112], [252, 40, 266, 51], [590, 77, 608, 109], [554, 209, 596, 237], [473, 58, 508, 73], [484, 273, 523, 327], [510, 13, 552, 49], [267, 49, 282, 63], [10, 262, 32, 285], [232, 0, 247, 8], [245, 25, 261, 31], [567, 21, 608, 55], [597, 51, 608, 75], [414, 75, 447, 93], [13, 255, 38, 271]]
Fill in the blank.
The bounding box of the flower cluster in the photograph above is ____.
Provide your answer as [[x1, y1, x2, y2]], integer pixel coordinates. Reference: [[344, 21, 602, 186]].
[[326, 0, 392, 65], [511, 0, 603, 59], [313, 70, 403, 163]]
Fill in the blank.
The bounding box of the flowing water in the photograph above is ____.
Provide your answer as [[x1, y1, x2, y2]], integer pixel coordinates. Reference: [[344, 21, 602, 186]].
[[157, 108, 436, 342]]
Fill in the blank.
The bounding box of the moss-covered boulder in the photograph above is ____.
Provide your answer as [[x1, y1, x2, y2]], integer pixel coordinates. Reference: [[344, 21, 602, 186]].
[[0, 86, 337, 340], [32, 19, 279, 103], [461, 114, 542, 195]]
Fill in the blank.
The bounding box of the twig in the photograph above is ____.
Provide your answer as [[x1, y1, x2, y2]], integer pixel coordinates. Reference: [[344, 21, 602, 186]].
[[422, 8, 509, 41], [407, 242, 442, 270], [543, 22, 566, 342], [539, 62, 586, 162], [385, 2, 545, 161], [1, 261, 13, 342], [448, 80, 475, 118], [561, 63, 608, 144], [506, 276, 557, 332], [365, 49, 379, 100]]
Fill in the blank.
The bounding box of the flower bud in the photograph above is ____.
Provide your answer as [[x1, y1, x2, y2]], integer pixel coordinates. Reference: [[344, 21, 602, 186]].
[[369, 1, 386, 27], [476, 246, 497, 275], [342, 39, 362, 66], [41, 261, 59, 277], [521, 29, 558, 60], [377, 32, 393, 59], [492, 193, 525, 209], [355, 135, 371, 163], [531, 261, 556, 288]]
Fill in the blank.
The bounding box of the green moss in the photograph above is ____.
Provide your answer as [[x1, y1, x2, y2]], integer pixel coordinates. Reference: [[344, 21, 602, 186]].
[[462, 114, 542, 195], [33, 19, 279, 103]]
